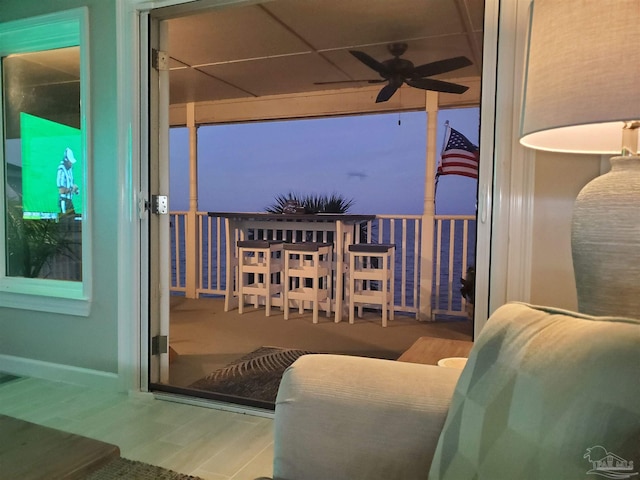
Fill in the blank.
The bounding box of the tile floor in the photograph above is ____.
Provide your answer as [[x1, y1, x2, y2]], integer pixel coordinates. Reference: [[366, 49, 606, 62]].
[[0, 375, 274, 480]]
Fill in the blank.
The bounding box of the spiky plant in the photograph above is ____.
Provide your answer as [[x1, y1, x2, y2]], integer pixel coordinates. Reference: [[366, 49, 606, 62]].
[[264, 193, 304, 214], [5, 200, 80, 279], [265, 192, 354, 214]]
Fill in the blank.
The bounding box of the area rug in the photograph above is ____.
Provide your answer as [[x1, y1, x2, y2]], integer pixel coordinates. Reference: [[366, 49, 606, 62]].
[[85, 457, 204, 480], [188, 346, 316, 403]]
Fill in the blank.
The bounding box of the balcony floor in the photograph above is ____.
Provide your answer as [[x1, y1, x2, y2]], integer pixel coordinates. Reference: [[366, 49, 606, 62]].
[[167, 295, 473, 388]]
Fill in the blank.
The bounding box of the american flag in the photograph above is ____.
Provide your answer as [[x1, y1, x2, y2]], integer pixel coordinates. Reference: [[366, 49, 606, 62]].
[[437, 125, 479, 179]]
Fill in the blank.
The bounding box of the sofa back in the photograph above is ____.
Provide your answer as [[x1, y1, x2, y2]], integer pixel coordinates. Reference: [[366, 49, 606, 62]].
[[429, 302, 640, 479]]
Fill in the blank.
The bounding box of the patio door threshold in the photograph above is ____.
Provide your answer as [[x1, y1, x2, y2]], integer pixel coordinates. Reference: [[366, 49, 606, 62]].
[[149, 382, 275, 419]]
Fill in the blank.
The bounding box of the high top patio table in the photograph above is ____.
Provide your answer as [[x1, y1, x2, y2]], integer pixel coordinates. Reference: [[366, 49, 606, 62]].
[[209, 212, 375, 322]]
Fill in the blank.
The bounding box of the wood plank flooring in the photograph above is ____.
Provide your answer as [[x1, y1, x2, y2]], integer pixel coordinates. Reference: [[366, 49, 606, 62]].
[[0, 415, 120, 480], [0, 376, 274, 480]]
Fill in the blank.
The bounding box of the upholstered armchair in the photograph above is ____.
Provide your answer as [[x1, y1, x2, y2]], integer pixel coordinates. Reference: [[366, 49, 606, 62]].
[[260, 302, 640, 480]]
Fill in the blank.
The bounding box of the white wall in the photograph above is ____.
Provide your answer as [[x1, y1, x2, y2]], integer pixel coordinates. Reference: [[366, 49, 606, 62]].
[[0, 0, 124, 390], [529, 151, 601, 310]]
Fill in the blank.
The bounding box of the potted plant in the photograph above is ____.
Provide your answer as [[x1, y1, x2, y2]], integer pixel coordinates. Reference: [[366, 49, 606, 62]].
[[5, 200, 81, 279], [460, 265, 475, 318]]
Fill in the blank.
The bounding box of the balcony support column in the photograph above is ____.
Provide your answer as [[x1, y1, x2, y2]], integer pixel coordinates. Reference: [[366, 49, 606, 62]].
[[419, 91, 438, 320], [185, 102, 199, 298]]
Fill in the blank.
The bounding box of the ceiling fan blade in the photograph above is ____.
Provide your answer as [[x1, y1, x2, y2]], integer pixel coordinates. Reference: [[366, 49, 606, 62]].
[[406, 77, 469, 94], [375, 83, 399, 103], [412, 56, 472, 78], [313, 79, 386, 85], [349, 50, 390, 76]]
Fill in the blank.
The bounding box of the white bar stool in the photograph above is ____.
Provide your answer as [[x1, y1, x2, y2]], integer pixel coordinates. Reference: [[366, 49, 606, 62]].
[[283, 242, 333, 324], [237, 239, 283, 316], [348, 243, 395, 327]]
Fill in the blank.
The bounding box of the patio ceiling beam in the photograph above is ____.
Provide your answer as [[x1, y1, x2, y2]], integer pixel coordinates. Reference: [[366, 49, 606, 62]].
[[169, 77, 480, 127]]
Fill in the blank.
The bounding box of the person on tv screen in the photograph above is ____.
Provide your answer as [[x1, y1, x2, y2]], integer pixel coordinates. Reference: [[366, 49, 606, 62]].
[[57, 147, 79, 215]]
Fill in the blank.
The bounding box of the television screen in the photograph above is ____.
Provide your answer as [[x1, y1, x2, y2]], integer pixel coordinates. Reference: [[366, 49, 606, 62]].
[[20, 112, 83, 219]]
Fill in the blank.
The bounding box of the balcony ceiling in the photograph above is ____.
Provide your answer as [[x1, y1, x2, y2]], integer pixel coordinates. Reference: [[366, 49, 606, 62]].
[[165, 0, 484, 108]]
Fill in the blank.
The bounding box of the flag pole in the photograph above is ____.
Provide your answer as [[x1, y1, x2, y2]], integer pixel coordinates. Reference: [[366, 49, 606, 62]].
[[441, 120, 450, 152], [434, 121, 451, 205]]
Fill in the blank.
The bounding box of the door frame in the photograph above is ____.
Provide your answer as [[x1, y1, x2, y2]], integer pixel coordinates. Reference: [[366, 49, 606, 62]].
[[135, 0, 533, 392], [141, 11, 172, 386]]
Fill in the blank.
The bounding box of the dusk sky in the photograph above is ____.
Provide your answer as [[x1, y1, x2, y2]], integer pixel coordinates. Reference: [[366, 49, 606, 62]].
[[169, 107, 479, 216]]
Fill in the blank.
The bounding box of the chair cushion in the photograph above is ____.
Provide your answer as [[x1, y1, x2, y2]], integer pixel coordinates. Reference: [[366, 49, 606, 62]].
[[283, 242, 332, 251], [429, 302, 640, 480], [348, 243, 395, 253], [237, 239, 283, 248]]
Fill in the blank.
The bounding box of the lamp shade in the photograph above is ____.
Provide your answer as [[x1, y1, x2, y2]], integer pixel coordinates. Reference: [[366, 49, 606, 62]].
[[520, 0, 640, 153]]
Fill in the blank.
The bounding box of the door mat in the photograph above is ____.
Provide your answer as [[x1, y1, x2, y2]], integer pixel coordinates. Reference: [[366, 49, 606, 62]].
[[188, 346, 316, 404]]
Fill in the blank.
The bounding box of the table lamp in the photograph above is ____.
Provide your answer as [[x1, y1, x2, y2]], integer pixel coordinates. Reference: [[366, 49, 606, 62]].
[[519, 0, 640, 318]]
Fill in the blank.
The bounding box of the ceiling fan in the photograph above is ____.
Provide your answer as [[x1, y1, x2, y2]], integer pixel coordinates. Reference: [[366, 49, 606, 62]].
[[315, 42, 472, 103]]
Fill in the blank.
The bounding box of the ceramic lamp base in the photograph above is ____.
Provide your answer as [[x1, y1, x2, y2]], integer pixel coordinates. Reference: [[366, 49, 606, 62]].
[[572, 155, 640, 318]]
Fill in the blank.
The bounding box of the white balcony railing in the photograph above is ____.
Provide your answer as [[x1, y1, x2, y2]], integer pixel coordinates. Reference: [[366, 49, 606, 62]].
[[170, 212, 476, 319]]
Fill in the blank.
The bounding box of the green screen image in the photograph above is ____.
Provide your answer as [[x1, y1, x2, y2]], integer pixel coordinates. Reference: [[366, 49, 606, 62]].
[[20, 112, 83, 218]]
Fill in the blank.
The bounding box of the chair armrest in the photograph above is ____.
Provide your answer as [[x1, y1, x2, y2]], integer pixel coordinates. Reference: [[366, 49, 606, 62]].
[[272, 354, 461, 480]]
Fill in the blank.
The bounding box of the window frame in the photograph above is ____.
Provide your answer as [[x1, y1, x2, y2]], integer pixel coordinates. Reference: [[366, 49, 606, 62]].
[[0, 8, 92, 316]]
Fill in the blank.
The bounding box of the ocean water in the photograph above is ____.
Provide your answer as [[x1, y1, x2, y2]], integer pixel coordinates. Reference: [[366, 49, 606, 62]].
[[170, 216, 475, 314]]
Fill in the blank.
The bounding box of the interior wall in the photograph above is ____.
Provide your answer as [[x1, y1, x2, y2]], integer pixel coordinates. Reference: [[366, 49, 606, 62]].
[[0, 0, 121, 384], [529, 151, 602, 310]]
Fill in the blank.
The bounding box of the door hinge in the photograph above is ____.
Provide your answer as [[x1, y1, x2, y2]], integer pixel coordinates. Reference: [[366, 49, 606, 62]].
[[151, 335, 168, 355], [151, 48, 169, 71], [146, 194, 168, 215]]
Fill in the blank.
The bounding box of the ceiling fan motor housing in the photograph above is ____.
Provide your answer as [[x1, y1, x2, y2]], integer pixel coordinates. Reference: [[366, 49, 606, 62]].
[[387, 42, 409, 57], [382, 58, 415, 78], [342, 42, 471, 102]]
